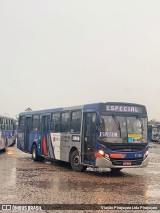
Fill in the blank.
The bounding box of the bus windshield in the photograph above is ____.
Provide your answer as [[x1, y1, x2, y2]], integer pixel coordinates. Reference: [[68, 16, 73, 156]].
[[98, 115, 147, 143]]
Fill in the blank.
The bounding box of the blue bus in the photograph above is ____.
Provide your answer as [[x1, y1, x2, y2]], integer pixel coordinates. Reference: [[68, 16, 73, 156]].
[[0, 114, 17, 152], [17, 102, 149, 172], [148, 124, 160, 142]]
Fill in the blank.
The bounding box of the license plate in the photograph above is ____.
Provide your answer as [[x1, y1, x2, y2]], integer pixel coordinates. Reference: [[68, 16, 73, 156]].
[[123, 161, 132, 166]]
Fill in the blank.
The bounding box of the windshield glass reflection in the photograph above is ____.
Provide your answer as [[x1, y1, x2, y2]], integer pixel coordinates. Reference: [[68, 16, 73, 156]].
[[98, 115, 147, 143]]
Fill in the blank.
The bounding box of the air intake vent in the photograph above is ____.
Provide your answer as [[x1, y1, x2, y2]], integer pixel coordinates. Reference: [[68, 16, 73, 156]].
[[107, 143, 147, 152]]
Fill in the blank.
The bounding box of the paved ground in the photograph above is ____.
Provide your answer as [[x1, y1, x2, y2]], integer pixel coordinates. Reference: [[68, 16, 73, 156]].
[[0, 142, 160, 213]]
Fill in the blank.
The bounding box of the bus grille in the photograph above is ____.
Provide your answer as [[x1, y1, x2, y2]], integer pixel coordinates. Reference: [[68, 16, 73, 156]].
[[111, 160, 143, 166], [107, 143, 147, 152]]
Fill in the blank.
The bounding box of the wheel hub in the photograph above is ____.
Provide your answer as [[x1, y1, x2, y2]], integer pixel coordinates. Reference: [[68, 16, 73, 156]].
[[73, 156, 80, 166]]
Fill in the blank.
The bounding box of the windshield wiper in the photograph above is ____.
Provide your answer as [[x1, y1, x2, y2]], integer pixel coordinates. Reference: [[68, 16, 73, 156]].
[[112, 113, 121, 137]]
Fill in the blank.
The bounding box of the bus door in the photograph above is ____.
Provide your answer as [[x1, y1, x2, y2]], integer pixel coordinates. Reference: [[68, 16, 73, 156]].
[[24, 117, 32, 152], [41, 115, 50, 156], [82, 112, 97, 165]]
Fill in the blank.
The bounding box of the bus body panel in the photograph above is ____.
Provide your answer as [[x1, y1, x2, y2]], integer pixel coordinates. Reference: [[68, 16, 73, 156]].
[[49, 132, 81, 162], [22, 131, 82, 162], [95, 156, 149, 168], [17, 132, 25, 151], [94, 142, 148, 168], [96, 141, 148, 159], [0, 116, 17, 151], [148, 124, 160, 142], [0, 131, 6, 150], [50, 133, 60, 159], [3, 130, 15, 146], [28, 132, 41, 154]]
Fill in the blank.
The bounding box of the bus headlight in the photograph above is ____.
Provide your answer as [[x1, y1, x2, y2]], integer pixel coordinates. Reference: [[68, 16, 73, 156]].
[[143, 150, 149, 159], [98, 150, 105, 157], [98, 150, 110, 159]]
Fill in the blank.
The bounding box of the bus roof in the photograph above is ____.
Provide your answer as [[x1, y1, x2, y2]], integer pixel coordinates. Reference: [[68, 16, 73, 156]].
[[19, 102, 147, 116], [0, 114, 14, 119]]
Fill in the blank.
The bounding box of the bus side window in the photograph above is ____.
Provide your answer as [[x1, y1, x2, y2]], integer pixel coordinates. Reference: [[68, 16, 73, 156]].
[[60, 112, 70, 133], [11, 120, 13, 131], [1, 118, 4, 130], [7, 119, 9, 130], [4, 119, 6, 130], [8, 119, 11, 130], [19, 116, 25, 131], [3, 118, 6, 130], [70, 111, 81, 133], [32, 115, 40, 132], [50, 113, 60, 133]]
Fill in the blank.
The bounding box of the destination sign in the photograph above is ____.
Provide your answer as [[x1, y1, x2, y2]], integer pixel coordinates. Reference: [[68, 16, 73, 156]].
[[106, 105, 142, 113], [99, 131, 119, 138]]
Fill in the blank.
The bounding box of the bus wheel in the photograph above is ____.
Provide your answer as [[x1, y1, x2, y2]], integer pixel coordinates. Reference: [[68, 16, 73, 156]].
[[110, 168, 122, 172], [32, 145, 39, 161], [70, 150, 86, 172]]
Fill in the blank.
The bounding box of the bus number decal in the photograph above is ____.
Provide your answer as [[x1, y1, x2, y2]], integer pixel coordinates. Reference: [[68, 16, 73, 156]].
[[72, 135, 80, 141]]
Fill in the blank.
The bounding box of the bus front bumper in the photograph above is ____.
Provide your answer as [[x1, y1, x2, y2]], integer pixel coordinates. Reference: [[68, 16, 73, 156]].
[[95, 156, 149, 168]]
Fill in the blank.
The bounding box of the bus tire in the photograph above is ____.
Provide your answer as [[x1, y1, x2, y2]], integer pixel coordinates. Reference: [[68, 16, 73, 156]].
[[70, 150, 86, 172], [32, 144, 39, 161]]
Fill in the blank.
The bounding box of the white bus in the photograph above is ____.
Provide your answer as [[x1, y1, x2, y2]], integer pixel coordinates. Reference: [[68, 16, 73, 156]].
[[0, 114, 17, 152]]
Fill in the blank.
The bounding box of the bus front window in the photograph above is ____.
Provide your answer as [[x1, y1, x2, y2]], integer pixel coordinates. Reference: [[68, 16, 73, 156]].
[[98, 116, 123, 143], [98, 115, 147, 143], [126, 117, 147, 142]]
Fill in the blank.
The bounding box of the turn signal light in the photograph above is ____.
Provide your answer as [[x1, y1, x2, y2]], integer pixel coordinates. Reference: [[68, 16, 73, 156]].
[[110, 153, 126, 159]]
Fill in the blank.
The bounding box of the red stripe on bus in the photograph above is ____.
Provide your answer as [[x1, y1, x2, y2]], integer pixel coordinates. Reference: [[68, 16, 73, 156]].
[[109, 153, 124, 159], [43, 137, 48, 156], [94, 152, 103, 158]]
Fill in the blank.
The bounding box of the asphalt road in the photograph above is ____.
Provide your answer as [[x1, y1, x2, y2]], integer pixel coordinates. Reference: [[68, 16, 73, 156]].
[[0, 142, 160, 213]]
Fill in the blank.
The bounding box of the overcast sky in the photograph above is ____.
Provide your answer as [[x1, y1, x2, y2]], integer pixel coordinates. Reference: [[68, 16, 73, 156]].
[[0, 0, 160, 120]]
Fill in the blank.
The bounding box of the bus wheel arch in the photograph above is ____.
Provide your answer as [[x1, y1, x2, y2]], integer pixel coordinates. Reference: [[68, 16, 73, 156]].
[[69, 147, 77, 162], [69, 148, 86, 172]]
